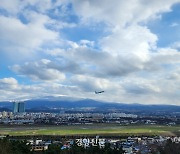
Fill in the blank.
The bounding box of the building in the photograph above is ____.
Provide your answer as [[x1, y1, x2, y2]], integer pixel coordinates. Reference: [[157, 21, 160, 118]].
[[31, 144, 48, 151], [13, 102, 25, 113], [2, 111, 8, 118]]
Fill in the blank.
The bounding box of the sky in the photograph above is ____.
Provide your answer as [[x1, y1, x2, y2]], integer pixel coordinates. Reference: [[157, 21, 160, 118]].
[[0, 0, 180, 105]]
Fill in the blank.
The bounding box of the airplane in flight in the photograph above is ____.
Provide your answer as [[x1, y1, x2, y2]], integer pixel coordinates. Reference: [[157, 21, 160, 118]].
[[95, 91, 105, 94]]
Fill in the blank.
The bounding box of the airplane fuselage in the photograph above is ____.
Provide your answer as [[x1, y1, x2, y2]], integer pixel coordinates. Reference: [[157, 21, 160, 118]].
[[95, 91, 105, 94]]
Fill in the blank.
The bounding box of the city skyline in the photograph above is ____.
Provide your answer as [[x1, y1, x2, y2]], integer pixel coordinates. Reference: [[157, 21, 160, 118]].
[[0, 0, 180, 105]]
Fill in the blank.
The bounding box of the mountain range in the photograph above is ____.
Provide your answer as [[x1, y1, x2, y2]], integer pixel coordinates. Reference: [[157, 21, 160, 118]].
[[0, 97, 179, 115]]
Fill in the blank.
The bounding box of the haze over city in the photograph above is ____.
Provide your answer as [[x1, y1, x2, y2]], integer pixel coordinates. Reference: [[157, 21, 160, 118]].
[[0, 0, 180, 105]]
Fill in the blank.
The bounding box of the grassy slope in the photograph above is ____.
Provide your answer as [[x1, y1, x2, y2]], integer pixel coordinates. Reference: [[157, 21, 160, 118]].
[[0, 124, 179, 136]]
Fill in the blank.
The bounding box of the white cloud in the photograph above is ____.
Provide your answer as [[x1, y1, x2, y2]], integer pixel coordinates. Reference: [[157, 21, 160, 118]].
[[41, 45, 180, 104], [170, 22, 179, 27], [45, 46, 144, 78], [0, 0, 73, 61], [171, 41, 180, 50], [0, 77, 18, 90], [11, 59, 65, 82], [42, 43, 180, 84], [100, 25, 157, 60], [70, 75, 111, 91], [0, 15, 58, 56], [0, 0, 22, 14], [0, 77, 82, 101], [0, 0, 69, 15], [72, 0, 179, 61], [0, 0, 180, 105], [72, 0, 179, 26], [1, 63, 180, 104], [79, 40, 94, 47], [123, 79, 161, 94]]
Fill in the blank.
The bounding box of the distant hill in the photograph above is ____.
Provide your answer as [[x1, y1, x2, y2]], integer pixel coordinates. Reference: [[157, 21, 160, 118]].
[[0, 98, 179, 115], [0, 101, 12, 111]]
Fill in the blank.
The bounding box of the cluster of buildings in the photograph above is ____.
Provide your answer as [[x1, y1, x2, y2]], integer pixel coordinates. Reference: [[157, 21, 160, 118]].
[[0, 101, 25, 118], [7, 136, 178, 153], [27, 139, 50, 151], [0, 111, 138, 125], [0, 110, 179, 125], [0, 101, 179, 126], [0, 102, 27, 124]]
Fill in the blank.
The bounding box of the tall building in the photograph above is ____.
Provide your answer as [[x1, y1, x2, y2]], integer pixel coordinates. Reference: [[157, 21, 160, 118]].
[[13, 102, 19, 113], [13, 102, 25, 113]]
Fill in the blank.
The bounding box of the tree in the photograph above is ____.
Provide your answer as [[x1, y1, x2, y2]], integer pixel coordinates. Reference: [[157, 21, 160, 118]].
[[0, 138, 31, 154], [158, 139, 180, 154]]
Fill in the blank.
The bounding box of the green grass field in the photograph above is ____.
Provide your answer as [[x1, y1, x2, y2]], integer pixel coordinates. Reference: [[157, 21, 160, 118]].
[[0, 124, 179, 136]]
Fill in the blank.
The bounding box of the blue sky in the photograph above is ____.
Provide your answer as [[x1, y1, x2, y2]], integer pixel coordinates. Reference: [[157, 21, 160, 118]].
[[0, 0, 180, 105], [148, 3, 180, 48]]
